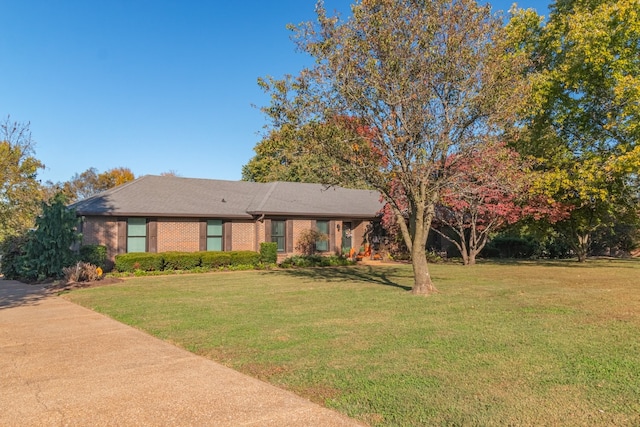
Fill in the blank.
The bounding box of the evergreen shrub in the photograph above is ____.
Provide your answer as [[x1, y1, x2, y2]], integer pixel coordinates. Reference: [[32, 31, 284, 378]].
[[200, 251, 232, 268], [260, 242, 278, 264], [79, 245, 107, 269], [162, 252, 201, 270], [115, 253, 164, 272], [229, 251, 261, 266]]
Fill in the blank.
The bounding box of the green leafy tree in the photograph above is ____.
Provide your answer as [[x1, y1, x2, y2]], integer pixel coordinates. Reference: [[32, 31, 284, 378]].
[[258, 0, 530, 294], [507, 0, 640, 261], [22, 193, 81, 280], [0, 117, 44, 241]]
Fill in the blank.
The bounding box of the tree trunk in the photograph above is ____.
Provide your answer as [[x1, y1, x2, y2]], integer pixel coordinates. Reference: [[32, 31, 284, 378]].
[[575, 233, 589, 262], [467, 251, 477, 265], [410, 245, 437, 295]]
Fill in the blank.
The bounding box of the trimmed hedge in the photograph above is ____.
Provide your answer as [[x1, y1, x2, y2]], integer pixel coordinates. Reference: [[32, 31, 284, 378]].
[[200, 251, 232, 268], [114, 250, 261, 273], [115, 253, 164, 272], [260, 242, 278, 264], [230, 251, 261, 266], [163, 252, 201, 270], [279, 254, 353, 268]]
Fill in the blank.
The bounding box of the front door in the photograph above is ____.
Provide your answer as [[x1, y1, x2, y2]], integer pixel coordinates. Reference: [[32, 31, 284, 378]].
[[341, 222, 352, 255]]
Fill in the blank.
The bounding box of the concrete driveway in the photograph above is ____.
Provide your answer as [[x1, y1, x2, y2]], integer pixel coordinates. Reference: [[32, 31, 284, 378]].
[[0, 279, 365, 426]]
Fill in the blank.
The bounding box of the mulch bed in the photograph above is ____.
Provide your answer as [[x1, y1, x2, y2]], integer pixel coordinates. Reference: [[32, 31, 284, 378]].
[[45, 277, 125, 293]]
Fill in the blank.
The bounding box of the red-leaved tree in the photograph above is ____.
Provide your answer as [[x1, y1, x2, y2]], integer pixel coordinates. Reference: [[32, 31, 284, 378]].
[[434, 143, 569, 265], [381, 143, 570, 265]]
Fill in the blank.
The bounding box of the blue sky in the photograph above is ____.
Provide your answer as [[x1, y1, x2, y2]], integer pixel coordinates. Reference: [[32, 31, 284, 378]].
[[2, 0, 549, 184]]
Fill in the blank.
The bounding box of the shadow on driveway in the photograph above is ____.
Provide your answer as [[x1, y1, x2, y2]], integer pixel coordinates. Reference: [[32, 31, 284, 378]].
[[0, 279, 48, 309]]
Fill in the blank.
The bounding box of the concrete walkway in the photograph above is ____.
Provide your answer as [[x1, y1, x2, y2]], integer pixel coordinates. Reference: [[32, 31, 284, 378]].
[[0, 279, 365, 426]]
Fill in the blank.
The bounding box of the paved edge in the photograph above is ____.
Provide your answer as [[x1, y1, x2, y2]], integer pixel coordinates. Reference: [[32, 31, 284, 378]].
[[0, 279, 367, 426]]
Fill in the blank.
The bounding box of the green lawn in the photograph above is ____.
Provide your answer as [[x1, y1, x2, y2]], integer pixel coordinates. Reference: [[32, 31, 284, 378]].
[[65, 260, 640, 426]]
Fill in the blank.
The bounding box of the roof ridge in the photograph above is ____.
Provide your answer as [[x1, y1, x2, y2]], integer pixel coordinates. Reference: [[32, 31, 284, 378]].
[[69, 175, 150, 208], [252, 182, 279, 213]]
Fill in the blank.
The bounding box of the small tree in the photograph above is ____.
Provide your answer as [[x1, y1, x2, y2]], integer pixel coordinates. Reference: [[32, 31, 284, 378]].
[[22, 193, 81, 280], [295, 229, 329, 256], [433, 143, 568, 265]]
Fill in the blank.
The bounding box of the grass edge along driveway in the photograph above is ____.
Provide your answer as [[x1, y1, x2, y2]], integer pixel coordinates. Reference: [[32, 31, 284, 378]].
[[65, 260, 640, 426]]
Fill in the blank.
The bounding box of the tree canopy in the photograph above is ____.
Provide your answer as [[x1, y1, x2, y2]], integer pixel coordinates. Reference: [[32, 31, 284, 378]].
[[508, 0, 640, 260], [259, 0, 530, 293], [0, 117, 44, 241], [55, 167, 135, 203]]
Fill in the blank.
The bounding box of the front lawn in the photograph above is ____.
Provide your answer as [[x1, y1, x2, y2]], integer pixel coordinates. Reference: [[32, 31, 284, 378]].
[[65, 260, 640, 426]]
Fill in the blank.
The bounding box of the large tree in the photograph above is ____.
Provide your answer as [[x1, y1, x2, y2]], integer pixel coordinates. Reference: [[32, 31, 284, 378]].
[[0, 117, 44, 241], [259, 0, 529, 294], [507, 0, 640, 261]]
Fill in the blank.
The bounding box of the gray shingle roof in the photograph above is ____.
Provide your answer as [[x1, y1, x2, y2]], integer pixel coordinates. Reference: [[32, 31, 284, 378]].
[[70, 175, 383, 219]]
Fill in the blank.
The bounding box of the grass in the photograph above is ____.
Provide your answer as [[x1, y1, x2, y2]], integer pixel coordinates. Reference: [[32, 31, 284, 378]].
[[64, 259, 640, 426]]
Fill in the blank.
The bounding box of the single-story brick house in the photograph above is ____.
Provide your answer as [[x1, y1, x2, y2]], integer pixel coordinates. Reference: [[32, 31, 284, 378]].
[[70, 175, 384, 262]]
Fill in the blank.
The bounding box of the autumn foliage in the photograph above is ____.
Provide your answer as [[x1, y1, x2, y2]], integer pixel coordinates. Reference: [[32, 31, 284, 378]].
[[382, 143, 570, 265]]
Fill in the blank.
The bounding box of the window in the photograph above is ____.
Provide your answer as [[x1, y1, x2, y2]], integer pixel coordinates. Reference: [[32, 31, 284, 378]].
[[316, 220, 329, 252], [207, 220, 223, 251], [271, 220, 286, 252], [127, 218, 147, 253]]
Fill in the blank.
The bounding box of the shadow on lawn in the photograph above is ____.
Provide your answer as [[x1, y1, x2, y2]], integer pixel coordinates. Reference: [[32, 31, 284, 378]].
[[277, 265, 414, 291], [485, 258, 640, 269]]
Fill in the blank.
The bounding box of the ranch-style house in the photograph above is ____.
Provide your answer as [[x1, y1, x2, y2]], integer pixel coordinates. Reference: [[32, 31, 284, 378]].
[[71, 175, 384, 262]]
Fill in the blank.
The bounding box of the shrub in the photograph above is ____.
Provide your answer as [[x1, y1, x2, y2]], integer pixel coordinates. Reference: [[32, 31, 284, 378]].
[[295, 229, 328, 256], [162, 252, 201, 270], [79, 245, 107, 269], [279, 254, 353, 268], [229, 251, 261, 266], [115, 253, 164, 272], [63, 261, 101, 282], [260, 242, 278, 264], [0, 233, 31, 280], [200, 251, 233, 268], [22, 194, 81, 280], [484, 236, 539, 259]]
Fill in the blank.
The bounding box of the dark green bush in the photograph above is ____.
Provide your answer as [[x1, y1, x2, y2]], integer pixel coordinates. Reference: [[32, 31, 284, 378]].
[[200, 251, 233, 268], [229, 251, 261, 266], [162, 252, 201, 270], [542, 238, 572, 259], [115, 253, 164, 272], [279, 254, 353, 268], [484, 236, 539, 259], [260, 242, 278, 264], [0, 233, 30, 280], [79, 245, 107, 269]]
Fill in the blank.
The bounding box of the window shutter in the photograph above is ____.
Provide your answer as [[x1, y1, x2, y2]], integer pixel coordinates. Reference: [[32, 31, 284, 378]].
[[286, 220, 294, 253], [264, 219, 271, 242], [148, 219, 157, 253], [199, 220, 207, 251], [224, 222, 232, 251], [117, 218, 127, 254], [329, 220, 336, 253]]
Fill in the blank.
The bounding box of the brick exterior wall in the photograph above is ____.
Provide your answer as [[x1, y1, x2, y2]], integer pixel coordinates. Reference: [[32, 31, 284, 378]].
[[255, 221, 266, 251], [157, 218, 200, 252], [291, 219, 313, 254], [81, 215, 375, 263], [81, 216, 118, 261], [230, 221, 255, 251]]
